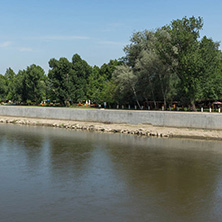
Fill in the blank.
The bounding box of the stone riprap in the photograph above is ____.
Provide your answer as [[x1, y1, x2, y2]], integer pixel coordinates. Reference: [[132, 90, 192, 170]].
[[0, 118, 169, 138], [1, 116, 222, 141]]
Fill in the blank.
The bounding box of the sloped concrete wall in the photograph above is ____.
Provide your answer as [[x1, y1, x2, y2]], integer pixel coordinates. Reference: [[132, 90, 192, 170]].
[[0, 106, 222, 130]]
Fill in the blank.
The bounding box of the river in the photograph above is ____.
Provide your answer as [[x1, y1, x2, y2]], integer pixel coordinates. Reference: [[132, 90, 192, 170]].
[[0, 124, 222, 222]]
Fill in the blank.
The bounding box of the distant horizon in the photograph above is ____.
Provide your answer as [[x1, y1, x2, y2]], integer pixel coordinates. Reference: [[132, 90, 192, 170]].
[[1, 0, 222, 74]]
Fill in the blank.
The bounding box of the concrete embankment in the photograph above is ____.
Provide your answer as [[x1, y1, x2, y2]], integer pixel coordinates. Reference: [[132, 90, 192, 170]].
[[0, 106, 222, 130]]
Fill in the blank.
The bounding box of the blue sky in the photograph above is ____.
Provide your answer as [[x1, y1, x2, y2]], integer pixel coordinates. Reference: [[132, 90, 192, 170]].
[[0, 0, 222, 74]]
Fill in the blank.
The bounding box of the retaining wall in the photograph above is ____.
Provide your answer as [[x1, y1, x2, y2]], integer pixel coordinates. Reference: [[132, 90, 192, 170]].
[[0, 106, 222, 130]]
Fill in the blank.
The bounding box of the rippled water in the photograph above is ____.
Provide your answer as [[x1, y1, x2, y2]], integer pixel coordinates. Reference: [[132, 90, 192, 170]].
[[1, 124, 222, 222]]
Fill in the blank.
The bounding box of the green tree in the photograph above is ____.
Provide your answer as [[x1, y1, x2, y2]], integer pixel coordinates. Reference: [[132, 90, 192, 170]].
[[72, 54, 92, 102], [123, 29, 178, 108], [169, 16, 204, 110], [48, 54, 93, 105], [5, 68, 16, 100], [121, 16, 222, 110], [198, 36, 222, 101], [48, 57, 72, 105], [113, 65, 141, 108], [24, 64, 46, 103], [0, 74, 7, 101], [100, 59, 123, 80], [87, 65, 106, 104], [100, 80, 117, 106]]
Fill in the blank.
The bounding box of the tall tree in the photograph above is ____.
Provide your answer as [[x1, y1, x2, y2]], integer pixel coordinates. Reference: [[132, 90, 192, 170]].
[[169, 16, 204, 110], [87, 66, 106, 104], [198, 36, 222, 101], [0, 74, 7, 101], [23, 65, 46, 103], [122, 29, 178, 108], [5, 68, 16, 100], [48, 57, 72, 105], [14, 70, 25, 102], [72, 54, 92, 102], [113, 65, 141, 108]]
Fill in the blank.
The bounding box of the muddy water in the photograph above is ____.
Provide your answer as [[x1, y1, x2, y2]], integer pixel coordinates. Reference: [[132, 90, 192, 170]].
[[0, 124, 222, 222]]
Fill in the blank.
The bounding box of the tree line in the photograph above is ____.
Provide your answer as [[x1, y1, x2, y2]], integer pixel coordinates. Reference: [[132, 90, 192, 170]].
[[0, 55, 122, 106], [1, 16, 222, 110]]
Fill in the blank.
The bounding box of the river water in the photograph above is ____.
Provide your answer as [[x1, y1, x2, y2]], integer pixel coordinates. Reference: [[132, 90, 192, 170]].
[[1, 124, 222, 222]]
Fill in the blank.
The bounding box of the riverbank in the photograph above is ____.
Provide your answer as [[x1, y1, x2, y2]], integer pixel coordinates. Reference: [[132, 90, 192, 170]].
[[1, 115, 222, 141], [1, 106, 222, 130]]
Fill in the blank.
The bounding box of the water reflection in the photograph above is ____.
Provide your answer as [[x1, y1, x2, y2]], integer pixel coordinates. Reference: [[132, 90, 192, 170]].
[[108, 139, 222, 220], [0, 124, 222, 221]]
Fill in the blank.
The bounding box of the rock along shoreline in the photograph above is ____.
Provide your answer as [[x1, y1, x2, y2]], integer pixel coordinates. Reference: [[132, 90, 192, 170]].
[[1, 115, 222, 141]]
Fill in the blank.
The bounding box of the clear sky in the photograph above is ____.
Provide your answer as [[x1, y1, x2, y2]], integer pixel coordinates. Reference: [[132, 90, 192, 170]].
[[0, 0, 222, 74]]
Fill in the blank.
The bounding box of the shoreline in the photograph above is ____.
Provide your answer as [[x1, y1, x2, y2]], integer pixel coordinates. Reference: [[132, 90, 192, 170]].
[[1, 115, 222, 141]]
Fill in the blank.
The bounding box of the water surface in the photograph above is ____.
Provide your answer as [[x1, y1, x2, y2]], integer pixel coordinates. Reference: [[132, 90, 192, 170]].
[[0, 124, 222, 222]]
